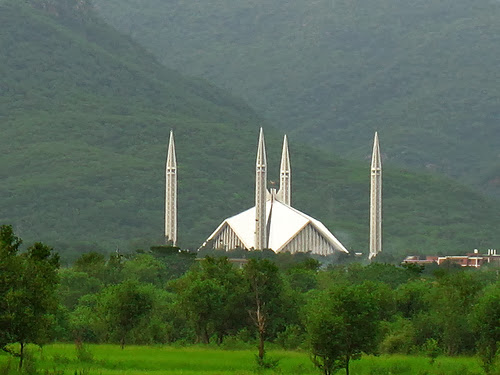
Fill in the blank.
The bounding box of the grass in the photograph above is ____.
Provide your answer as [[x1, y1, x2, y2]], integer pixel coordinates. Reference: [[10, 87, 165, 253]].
[[0, 344, 485, 375]]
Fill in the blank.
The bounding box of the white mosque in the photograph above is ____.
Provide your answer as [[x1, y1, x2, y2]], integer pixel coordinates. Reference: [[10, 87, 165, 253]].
[[165, 129, 382, 258]]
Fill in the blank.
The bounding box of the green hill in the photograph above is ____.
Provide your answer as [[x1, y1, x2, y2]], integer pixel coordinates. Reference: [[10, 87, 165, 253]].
[[1, 0, 500, 262], [92, 0, 500, 195]]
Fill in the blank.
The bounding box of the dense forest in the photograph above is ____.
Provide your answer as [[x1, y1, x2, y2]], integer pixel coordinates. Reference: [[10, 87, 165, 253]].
[[2, 226, 500, 375], [1, 0, 500, 261], [93, 0, 500, 196]]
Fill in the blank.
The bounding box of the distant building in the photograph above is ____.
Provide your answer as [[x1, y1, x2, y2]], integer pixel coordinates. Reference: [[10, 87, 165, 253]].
[[403, 249, 500, 268]]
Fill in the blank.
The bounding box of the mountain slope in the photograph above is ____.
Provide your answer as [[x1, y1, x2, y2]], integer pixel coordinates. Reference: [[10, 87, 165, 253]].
[[93, 0, 500, 194], [1, 0, 500, 261]]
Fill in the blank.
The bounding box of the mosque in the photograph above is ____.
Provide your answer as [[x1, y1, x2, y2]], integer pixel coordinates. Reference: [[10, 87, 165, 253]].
[[165, 129, 382, 258]]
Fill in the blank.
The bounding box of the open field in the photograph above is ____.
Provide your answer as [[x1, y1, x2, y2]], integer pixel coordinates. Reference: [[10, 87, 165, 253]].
[[0, 344, 484, 375]]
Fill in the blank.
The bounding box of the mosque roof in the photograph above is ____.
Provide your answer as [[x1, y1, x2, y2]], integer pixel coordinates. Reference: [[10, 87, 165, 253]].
[[204, 197, 349, 253]]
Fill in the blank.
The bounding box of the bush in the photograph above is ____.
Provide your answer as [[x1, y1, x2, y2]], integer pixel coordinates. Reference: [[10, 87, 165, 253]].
[[379, 318, 416, 354], [275, 325, 305, 350]]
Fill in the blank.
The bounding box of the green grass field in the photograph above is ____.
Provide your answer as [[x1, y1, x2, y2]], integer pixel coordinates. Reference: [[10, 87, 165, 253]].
[[0, 344, 485, 374]]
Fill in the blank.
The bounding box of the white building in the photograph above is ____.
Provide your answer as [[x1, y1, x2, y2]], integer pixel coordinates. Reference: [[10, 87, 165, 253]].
[[200, 129, 349, 255]]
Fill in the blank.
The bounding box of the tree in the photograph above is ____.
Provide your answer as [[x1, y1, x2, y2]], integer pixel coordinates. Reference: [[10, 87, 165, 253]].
[[305, 282, 388, 375], [100, 280, 154, 348], [58, 268, 103, 310], [173, 257, 246, 344], [473, 282, 500, 374], [243, 259, 284, 367], [0, 225, 23, 356], [0, 226, 60, 369], [122, 253, 165, 286], [427, 271, 483, 355], [73, 252, 107, 279], [148, 245, 197, 280]]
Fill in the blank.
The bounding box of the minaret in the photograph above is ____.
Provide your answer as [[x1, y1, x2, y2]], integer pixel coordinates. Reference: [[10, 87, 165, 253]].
[[255, 128, 268, 250], [277, 135, 291, 206], [165, 130, 177, 246], [369, 132, 382, 259]]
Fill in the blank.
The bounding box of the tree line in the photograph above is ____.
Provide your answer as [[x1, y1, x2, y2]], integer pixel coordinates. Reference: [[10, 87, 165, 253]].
[[1, 224, 500, 374]]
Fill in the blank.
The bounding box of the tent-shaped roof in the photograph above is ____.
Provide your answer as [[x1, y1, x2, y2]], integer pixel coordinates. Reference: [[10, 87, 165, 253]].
[[203, 197, 348, 254]]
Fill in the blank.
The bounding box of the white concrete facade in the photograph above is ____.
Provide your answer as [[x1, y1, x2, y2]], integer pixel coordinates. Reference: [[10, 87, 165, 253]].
[[165, 130, 177, 246], [255, 128, 267, 250], [204, 192, 348, 255], [369, 132, 382, 259], [277, 135, 291, 206]]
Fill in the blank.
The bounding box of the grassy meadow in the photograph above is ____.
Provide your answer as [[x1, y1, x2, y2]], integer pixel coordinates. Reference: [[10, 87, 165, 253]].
[[0, 344, 484, 375]]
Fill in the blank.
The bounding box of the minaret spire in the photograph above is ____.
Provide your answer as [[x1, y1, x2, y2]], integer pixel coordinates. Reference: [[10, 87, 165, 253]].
[[277, 135, 291, 206], [165, 130, 177, 246], [369, 131, 382, 260], [255, 128, 268, 250]]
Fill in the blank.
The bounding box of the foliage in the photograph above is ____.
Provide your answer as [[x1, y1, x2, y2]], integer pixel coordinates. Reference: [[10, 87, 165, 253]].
[[305, 282, 389, 375], [147, 246, 197, 281], [426, 271, 483, 355], [243, 259, 285, 367], [101, 280, 155, 348], [4, 235, 500, 373], [378, 317, 416, 355], [473, 281, 500, 374], [0, 226, 60, 369], [422, 338, 440, 365]]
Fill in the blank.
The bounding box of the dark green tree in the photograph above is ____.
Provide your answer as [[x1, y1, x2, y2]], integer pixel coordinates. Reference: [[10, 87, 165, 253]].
[[428, 271, 483, 355], [473, 282, 500, 374], [0, 225, 23, 356], [58, 268, 103, 310], [101, 280, 154, 348], [173, 257, 246, 344], [73, 252, 108, 280], [243, 259, 284, 367], [305, 282, 388, 375], [0, 226, 60, 369], [149, 245, 196, 280]]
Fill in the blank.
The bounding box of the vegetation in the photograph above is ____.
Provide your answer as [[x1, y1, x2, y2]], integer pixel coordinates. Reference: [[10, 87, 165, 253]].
[[306, 282, 389, 375], [0, 225, 60, 369], [3, 227, 500, 374], [0, 344, 486, 375]]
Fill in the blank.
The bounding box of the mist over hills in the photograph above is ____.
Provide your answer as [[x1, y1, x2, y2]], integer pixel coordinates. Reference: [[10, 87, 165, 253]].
[[93, 0, 500, 196], [1, 0, 500, 261]]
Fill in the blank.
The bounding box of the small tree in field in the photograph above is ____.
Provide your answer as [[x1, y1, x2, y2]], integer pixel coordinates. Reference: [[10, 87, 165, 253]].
[[174, 257, 246, 344], [101, 280, 154, 348], [244, 259, 283, 368], [305, 282, 388, 375]]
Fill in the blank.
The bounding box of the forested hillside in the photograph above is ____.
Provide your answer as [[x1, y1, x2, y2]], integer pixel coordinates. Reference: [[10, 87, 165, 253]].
[[93, 0, 500, 195], [1, 0, 500, 261]]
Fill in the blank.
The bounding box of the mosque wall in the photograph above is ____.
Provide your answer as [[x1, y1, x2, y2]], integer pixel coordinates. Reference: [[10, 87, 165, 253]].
[[280, 224, 335, 255], [213, 224, 245, 250]]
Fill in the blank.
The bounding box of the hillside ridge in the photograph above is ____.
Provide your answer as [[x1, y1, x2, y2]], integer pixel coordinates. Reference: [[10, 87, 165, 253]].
[[92, 0, 500, 196]]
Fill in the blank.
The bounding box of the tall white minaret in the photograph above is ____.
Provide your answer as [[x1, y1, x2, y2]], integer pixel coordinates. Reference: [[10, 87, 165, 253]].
[[277, 135, 291, 206], [165, 130, 177, 246], [369, 132, 382, 259], [255, 128, 268, 250]]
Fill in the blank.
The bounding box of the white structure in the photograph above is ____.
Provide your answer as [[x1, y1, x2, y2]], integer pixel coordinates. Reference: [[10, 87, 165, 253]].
[[165, 130, 177, 245], [201, 129, 349, 255], [255, 128, 267, 250], [277, 135, 291, 206], [369, 132, 382, 259]]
